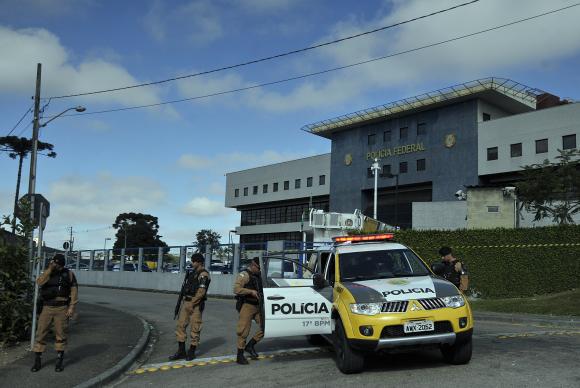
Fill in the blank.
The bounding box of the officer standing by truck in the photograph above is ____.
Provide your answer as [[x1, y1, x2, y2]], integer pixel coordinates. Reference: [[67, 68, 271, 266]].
[[31, 253, 78, 373], [234, 257, 263, 365], [438, 246, 469, 292], [169, 253, 211, 361]]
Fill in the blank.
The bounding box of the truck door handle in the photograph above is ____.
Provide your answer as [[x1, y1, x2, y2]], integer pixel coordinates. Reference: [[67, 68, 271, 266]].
[[267, 296, 285, 300]]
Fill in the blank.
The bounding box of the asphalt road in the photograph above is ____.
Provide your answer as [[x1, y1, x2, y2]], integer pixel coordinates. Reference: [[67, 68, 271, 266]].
[[81, 287, 580, 388]]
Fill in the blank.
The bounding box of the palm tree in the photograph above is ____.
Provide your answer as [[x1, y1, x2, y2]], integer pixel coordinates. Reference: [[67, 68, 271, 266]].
[[0, 136, 57, 232]]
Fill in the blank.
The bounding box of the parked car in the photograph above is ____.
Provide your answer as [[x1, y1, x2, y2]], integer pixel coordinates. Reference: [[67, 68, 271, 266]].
[[65, 263, 90, 271], [111, 263, 152, 272]]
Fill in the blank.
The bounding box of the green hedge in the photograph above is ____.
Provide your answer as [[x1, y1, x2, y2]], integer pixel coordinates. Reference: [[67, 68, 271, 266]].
[[394, 225, 580, 298]]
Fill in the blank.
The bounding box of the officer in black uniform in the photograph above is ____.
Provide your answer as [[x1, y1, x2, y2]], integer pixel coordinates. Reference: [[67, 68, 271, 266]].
[[438, 246, 469, 292], [169, 253, 211, 361]]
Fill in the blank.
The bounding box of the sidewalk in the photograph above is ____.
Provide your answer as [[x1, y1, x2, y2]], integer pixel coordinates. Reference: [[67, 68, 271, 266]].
[[474, 310, 579, 328], [0, 302, 147, 388]]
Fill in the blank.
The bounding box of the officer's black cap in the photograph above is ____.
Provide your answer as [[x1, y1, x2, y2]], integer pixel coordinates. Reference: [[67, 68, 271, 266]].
[[438, 246, 452, 256], [53, 253, 66, 266], [191, 253, 205, 263]]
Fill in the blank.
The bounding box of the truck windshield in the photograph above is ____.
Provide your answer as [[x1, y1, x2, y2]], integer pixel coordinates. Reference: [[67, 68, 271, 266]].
[[339, 249, 430, 281]]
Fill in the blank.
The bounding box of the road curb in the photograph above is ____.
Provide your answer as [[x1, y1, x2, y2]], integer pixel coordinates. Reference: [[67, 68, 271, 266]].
[[74, 316, 151, 388], [474, 311, 579, 328]]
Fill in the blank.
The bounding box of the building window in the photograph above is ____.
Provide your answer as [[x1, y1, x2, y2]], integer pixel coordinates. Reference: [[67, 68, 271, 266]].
[[399, 161, 408, 174], [367, 167, 374, 178], [400, 127, 408, 140], [263, 184, 268, 194], [487, 147, 498, 161], [416, 158, 426, 171], [383, 130, 391, 142], [307, 177, 313, 187], [283, 181, 289, 190], [319, 175, 326, 185], [295, 179, 301, 189], [368, 134, 376, 145], [483, 113, 491, 121], [417, 123, 427, 136], [510, 143, 522, 158], [381, 164, 391, 176], [487, 206, 499, 213], [243, 187, 248, 196], [234, 188, 239, 198], [273, 182, 279, 192], [563, 134, 577, 150], [253, 186, 258, 195], [536, 139, 548, 154]]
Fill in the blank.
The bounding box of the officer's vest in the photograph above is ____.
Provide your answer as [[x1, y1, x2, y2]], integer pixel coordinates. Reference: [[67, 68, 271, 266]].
[[184, 270, 211, 299], [441, 260, 461, 288], [40, 269, 72, 301], [241, 270, 262, 304]]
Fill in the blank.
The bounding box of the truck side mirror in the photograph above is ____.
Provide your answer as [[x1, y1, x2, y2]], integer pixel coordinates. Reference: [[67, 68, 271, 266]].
[[431, 263, 445, 276], [313, 273, 327, 290]]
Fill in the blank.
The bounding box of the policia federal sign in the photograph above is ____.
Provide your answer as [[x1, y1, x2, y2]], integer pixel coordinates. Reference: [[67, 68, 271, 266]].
[[366, 142, 426, 160]]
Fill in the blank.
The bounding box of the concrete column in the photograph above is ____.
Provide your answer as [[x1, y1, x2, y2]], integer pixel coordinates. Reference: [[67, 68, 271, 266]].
[[75, 252, 80, 271], [120, 248, 125, 272], [204, 245, 211, 270], [233, 243, 240, 278], [179, 247, 186, 273], [89, 250, 95, 271], [157, 247, 163, 273], [138, 247, 144, 272], [104, 249, 109, 271]]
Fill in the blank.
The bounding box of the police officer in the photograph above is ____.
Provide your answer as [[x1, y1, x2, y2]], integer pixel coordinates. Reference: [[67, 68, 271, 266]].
[[438, 246, 469, 292], [31, 253, 78, 372], [234, 257, 263, 365], [169, 253, 211, 361]]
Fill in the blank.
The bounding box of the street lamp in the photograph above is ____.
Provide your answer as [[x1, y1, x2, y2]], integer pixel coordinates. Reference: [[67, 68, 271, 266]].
[[385, 173, 399, 228], [104, 237, 111, 251], [27, 63, 87, 270], [370, 158, 381, 219]]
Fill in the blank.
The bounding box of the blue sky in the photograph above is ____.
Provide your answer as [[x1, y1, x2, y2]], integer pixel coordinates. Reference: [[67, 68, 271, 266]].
[[1, 0, 580, 250]]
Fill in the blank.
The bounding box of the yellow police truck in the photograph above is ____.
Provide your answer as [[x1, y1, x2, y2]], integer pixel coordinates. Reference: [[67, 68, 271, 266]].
[[258, 233, 473, 374]]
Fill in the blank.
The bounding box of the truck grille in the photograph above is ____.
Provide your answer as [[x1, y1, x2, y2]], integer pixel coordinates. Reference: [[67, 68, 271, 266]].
[[381, 301, 408, 313], [418, 298, 446, 310], [380, 321, 453, 338]]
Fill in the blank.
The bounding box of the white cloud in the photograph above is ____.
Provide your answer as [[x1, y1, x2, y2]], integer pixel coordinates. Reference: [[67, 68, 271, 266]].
[[238, 0, 302, 13], [182, 196, 234, 217], [174, 0, 580, 112], [0, 25, 163, 108]]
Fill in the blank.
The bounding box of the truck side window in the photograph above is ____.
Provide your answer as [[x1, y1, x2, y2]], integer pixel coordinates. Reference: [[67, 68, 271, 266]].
[[325, 254, 335, 285]]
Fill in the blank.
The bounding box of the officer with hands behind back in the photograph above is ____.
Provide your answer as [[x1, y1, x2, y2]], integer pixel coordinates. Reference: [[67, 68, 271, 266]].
[[234, 257, 263, 365], [31, 253, 78, 373], [438, 246, 469, 292], [169, 253, 211, 361]]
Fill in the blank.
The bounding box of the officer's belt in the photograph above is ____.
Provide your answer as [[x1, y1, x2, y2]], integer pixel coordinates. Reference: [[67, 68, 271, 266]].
[[43, 300, 69, 307]]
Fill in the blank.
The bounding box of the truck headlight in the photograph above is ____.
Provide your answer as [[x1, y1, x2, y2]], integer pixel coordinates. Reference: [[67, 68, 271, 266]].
[[350, 303, 382, 316], [442, 295, 465, 308]]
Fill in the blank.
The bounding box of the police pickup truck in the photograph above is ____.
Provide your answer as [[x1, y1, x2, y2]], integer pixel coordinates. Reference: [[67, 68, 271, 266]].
[[258, 233, 473, 374]]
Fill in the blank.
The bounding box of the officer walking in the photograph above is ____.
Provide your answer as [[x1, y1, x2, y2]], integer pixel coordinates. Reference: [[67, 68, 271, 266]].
[[169, 253, 211, 361], [438, 246, 469, 292], [234, 257, 263, 365], [31, 253, 78, 372]]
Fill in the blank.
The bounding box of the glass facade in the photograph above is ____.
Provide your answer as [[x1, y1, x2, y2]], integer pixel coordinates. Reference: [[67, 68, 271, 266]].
[[240, 199, 330, 226]]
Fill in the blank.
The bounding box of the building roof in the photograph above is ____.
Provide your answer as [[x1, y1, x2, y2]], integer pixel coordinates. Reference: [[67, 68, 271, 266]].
[[302, 77, 545, 139]]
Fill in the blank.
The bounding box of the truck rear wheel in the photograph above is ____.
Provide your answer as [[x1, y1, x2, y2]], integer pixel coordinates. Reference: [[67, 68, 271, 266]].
[[334, 319, 364, 374], [441, 336, 472, 364]]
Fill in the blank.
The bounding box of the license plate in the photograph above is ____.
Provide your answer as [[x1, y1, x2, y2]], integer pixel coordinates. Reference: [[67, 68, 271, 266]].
[[404, 320, 434, 333]]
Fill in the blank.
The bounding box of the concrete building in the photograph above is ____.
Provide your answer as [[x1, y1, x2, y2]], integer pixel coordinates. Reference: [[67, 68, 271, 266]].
[[226, 78, 579, 241]]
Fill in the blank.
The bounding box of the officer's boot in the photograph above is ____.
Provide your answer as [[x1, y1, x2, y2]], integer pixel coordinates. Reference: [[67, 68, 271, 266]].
[[55, 351, 64, 372], [30, 352, 42, 372], [185, 345, 196, 361], [236, 348, 248, 365], [168, 342, 186, 361], [244, 338, 259, 359]]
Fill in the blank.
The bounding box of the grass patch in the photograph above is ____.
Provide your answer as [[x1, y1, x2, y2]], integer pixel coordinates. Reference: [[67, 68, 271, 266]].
[[470, 289, 580, 317]]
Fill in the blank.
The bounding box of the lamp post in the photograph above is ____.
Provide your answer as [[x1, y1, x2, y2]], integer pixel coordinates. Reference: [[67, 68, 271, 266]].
[[385, 173, 399, 228], [104, 237, 111, 251], [27, 63, 86, 271], [370, 158, 381, 219]]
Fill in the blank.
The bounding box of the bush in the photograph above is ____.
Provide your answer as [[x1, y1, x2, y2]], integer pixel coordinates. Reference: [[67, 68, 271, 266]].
[[394, 225, 580, 298]]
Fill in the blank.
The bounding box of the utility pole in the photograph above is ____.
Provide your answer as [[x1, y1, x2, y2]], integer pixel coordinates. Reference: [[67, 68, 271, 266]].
[[27, 63, 42, 273], [371, 158, 381, 219]]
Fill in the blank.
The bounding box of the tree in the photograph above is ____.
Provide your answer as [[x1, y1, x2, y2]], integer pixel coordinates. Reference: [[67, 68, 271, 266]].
[[0, 136, 57, 232], [516, 149, 580, 225], [194, 229, 221, 253], [112, 212, 168, 250]]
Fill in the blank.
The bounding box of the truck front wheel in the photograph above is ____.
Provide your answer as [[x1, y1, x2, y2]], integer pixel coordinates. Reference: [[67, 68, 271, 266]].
[[333, 319, 364, 374]]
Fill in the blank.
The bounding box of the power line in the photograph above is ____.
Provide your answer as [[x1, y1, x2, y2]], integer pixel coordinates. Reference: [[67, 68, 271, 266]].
[[4, 104, 33, 136], [47, 0, 481, 99], [55, 2, 580, 118]]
